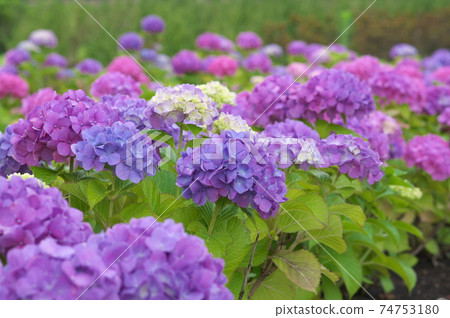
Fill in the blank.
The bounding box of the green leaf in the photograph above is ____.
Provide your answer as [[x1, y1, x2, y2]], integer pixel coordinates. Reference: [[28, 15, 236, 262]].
[[392, 221, 423, 238], [139, 179, 160, 212], [320, 265, 339, 283], [425, 239, 439, 255], [306, 215, 347, 254], [59, 182, 87, 203], [176, 123, 203, 136], [380, 275, 394, 293], [273, 250, 321, 293], [226, 271, 244, 299], [367, 219, 401, 248], [315, 120, 361, 139], [152, 170, 177, 195], [223, 218, 252, 277], [146, 129, 175, 148], [86, 180, 107, 208], [120, 203, 152, 222], [372, 256, 417, 292], [278, 200, 324, 233], [321, 277, 343, 300], [30, 166, 58, 185], [297, 192, 329, 225], [329, 204, 366, 227], [250, 270, 296, 300]]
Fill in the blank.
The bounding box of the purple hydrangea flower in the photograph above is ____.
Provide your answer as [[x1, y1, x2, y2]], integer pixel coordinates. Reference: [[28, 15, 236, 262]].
[[0, 127, 30, 177], [262, 44, 284, 57], [263, 119, 319, 141], [176, 130, 287, 218], [118, 32, 144, 51], [335, 55, 382, 82], [100, 95, 150, 130], [236, 31, 263, 50], [141, 15, 166, 33], [140, 49, 158, 62], [424, 85, 450, 115], [317, 134, 384, 184], [10, 89, 120, 166], [389, 43, 418, 59], [242, 52, 272, 73], [91, 72, 142, 98], [76, 58, 103, 75], [5, 49, 31, 66], [287, 41, 308, 56], [404, 134, 450, 181], [171, 50, 202, 75], [196, 32, 234, 52], [20, 87, 55, 116], [438, 108, 450, 127], [300, 69, 375, 122], [430, 66, 450, 85], [0, 64, 18, 75], [422, 49, 450, 73], [0, 176, 93, 257], [43, 53, 68, 68], [29, 29, 58, 48], [72, 122, 160, 183]]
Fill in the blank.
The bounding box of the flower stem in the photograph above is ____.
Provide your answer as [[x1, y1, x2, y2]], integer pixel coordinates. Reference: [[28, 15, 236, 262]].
[[177, 127, 184, 154], [239, 232, 260, 300], [69, 157, 74, 173]]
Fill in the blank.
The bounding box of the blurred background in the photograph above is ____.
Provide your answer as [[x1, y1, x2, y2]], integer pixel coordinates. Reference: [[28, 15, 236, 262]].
[[1, 0, 449, 64]]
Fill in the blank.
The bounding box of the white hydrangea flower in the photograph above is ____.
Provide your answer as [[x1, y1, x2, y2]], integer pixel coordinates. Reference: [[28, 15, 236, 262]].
[[197, 81, 236, 109], [7, 173, 48, 188], [212, 113, 251, 134], [389, 185, 423, 199]]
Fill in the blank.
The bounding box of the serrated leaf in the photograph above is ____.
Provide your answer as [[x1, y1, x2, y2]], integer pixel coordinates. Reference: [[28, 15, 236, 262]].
[[59, 182, 87, 203], [152, 170, 177, 195], [297, 192, 329, 225], [315, 120, 361, 139], [250, 270, 296, 300], [223, 218, 252, 277], [329, 204, 366, 227], [392, 221, 423, 238], [146, 129, 175, 148], [320, 265, 340, 283], [306, 215, 347, 253], [278, 200, 324, 233], [176, 123, 203, 136], [139, 179, 160, 212], [273, 250, 321, 293], [30, 166, 58, 185], [120, 203, 152, 222], [86, 180, 107, 208]]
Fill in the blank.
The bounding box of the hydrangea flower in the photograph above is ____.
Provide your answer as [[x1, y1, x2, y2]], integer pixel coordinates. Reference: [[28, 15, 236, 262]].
[[0, 127, 30, 178], [0, 64, 18, 75], [141, 15, 165, 33], [171, 50, 202, 75], [389, 185, 422, 200], [100, 95, 150, 130], [287, 41, 308, 56], [43, 53, 68, 68], [76, 58, 103, 75], [304, 44, 330, 64], [236, 31, 263, 50], [389, 43, 418, 59], [300, 69, 375, 122], [317, 134, 384, 184], [17, 40, 40, 53], [29, 29, 58, 48], [242, 52, 272, 73], [262, 44, 283, 57], [20, 87, 55, 116], [430, 66, 450, 85], [91, 72, 142, 98], [422, 49, 450, 73], [286, 62, 309, 78], [72, 122, 160, 183], [146, 84, 219, 128], [107, 56, 150, 84], [207, 56, 239, 78], [10, 89, 119, 166], [211, 113, 251, 134], [5, 48, 31, 66], [0, 73, 29, 99], [86, 217, 233, 300], [395, 58, 423, 80], [140, 48, 158, 62], [0, 238, 120, 300], [403, 134, 450, 181], [424, 85, 450, 115], [176, 130, 287, 218], [335, 55, 382, 82], [196, 32, 234, 52], [263, 119, 320, 141], [0, 176, 93, 257], [197, 81, 236, 109], [118, 32, 143, 51], [438, 108, 450, 127]]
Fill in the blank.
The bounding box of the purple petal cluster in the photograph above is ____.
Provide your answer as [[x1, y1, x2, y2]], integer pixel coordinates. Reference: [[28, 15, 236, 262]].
[[263, 119, 320, 141], [262, 44, 284, 57], [100, 95, 150, 130], [300, 69, 375, 122], [20, 87, 55, 116], [0, 73, 29, 99], [91, 72, 142, 98], [10, 89, 120, 166], [287, 41, 308, 56], [176, 130, 287, 219], [438, 108, 450, 127], [207, 55, 239, 78], [0, 176, 93, 257], [196, 32, 234, 52], [171, 50, 202, 75], [43, 53, 68, 68], [29, 29, 58, 48], [317, 134, 384, 184], [76, 58, 103, 75], [140, 49, 158, 62], [422, 49, 450, 73], [141, 15, 166, 33], [424, 85, 450, 115], [404, 134, 450, 181], [430, 66, 450, 85], [242, 52, 272, 73], [5, 49, 31, 66], [236, 31, 263, 50], [0, 127, 30, 177], [389, 43, 418, 59], [118, 32, 144, 51], [335, 55, 382, 82]]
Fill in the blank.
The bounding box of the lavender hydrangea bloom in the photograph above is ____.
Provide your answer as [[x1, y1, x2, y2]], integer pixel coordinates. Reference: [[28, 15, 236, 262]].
[[171, 50, 202, 75], [196, 32, 234, 52], [262, 44, 283, 57], [0, 127, 30, 177], [287, 41, 308, 56], [91, 72, 142, 98], [141, 15, 166, 33], [404, 134, 450, 181], [335, 55, 382, 82], [10, 89, 120, 166], [236, 31, 263, 50], [300, 69, 375, 122], [317, 134, 384, 184], [118, 32, 144, 51], [0, 64, 18, 75], [389, 43, 418, 59], [0, 176, 93, 257], [43, 53, 68, 68], [5, 49, 31, 66], [20, 87, 55, 116], [176, 130, 287, 218], [264, 119, 319, 140], [76, 58, 103, 75], [86, 217, 233, 299], [100, 95, 150, 130], [29, 29, 58, 48], [72, 122, 159, 183], [0, 239, 120, 300], [243, 52, 272, 73], [146, 84, 219, 128], [140, 49, 158, 62], [422, 49, 450, 73], [438, 108, 450, 127], [424, 85, 450, 115]]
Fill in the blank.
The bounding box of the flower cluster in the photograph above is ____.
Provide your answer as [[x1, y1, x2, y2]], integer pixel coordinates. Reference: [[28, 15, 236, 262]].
[[286, 62, 309, 78], [422, 49, 450, 73], [72, 122, 160, 183], [91, 72, 142, 98], [389, 185, 423, 200], [196, 32, 234, 52], [424, 85, 450, 115], [107, 56, 150, 84], [317, 134, 384, 184], [300, 69, 375, 122], [243, 52, 272, 73], [146, 84, 219, 128], [430, 66, 450, 85], [76, 58, 103, 75], [5, 48, 31, 66], [389, 43, 418, 59], [100, 95, 150, 130], [29, 29, 57, 48], [20, 87, 55, 116], [141, 15, 165, 33], [403, 134, 450, 181], [43, 53, 68, 68], [438, 108, 450, 127], [262, 44, 284, 57], [0, 126, 30, 178], [236, 31, 263, 50], [176, 130, 287, 218], [207, 56, 239, 78], [197, 81, 236, 109], [10, 90, 119, 165], [263, 119, 320, 141], [0, 176, 93, 257], [211, 113, 251, 134], [171, 50, 203, 75], [118, 32, 143, 51], [287, 41, 308, 56], [335, 55, 381, 82], [0, 73, 29, 99]]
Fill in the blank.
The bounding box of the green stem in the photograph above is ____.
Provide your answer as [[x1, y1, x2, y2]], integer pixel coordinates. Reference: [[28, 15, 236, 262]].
[[208, 202, 222, 236], [108, 175, 117, 225], [177, 127, 184, 153], [69, 157, 74, 173]]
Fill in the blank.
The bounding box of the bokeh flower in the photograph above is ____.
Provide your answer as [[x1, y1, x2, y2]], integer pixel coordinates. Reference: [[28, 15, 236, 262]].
[[0, 73, 29, 99], [141, 15, 166, 33], [91, 72, 142, 98], [171, 50, 202, 75], [207, 55, 239, 78], [29, 29, 58, 48], [118, 32, 144, 51], [389, 43, 418, 59], [76, 58, 103, 75], [242, 52, 272, 73], [236, 31, 263, 50], [21, 87, 55, 116]]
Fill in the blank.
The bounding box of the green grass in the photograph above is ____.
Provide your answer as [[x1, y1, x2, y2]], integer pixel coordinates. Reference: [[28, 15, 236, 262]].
[[1, 0, 449, 63]]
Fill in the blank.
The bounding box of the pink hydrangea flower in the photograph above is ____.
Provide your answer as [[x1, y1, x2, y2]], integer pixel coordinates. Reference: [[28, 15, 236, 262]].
[[207, 56, 238, 77], [0, 73, 29, 99], [107, 56, 150, 85], [21, 87, 56, 116]]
